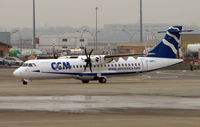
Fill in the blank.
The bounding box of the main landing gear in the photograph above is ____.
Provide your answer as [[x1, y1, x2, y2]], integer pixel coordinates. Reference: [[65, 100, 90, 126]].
[[81, 76, 107, 84], [98, 77, 107, 83]]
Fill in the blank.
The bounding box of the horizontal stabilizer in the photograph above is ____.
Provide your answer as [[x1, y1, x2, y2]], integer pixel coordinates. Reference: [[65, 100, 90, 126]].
[[158, 29, 194, 33]]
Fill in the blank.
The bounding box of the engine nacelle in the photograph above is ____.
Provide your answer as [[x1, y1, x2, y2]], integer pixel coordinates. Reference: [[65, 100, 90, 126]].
[[90, 55, 113, 65]]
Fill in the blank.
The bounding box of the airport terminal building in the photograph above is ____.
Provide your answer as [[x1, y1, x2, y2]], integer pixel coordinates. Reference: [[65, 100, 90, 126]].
[[38, 32, 89, 54]]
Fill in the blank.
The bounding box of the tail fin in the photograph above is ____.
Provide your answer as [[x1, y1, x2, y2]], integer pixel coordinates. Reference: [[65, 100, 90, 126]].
[[147, 26, 182, 58]]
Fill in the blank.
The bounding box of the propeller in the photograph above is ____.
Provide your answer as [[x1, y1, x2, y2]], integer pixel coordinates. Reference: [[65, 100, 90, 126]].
[[82, 48, 93, 72]]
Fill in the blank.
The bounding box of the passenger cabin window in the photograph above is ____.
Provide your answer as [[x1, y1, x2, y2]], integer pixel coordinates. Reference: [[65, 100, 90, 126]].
[[62, 38, 68, 42], [80, 39, 85, 42]]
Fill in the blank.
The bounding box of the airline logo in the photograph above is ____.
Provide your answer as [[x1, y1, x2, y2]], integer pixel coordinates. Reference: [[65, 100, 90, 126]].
[[51, 62, 71, 70]]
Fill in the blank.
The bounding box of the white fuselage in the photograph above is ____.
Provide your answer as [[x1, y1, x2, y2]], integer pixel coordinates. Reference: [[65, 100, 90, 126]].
[[13, 55, 183, 81]]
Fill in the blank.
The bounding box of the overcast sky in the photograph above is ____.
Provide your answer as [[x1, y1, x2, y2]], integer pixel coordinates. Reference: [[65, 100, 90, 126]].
[[0, 0, 199, 28]]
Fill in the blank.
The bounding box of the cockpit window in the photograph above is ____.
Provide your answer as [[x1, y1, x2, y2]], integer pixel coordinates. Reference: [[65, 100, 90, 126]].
[[28, 63, 33, 67], [22, 63, 28, 67], [22, 63, 36, 67]]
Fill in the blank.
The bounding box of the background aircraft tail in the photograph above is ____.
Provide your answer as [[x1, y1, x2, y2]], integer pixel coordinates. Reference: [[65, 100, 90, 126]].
[[147, 26, 182, 58]]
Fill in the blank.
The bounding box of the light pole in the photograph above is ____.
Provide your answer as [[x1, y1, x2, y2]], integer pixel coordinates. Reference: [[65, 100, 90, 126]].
[[140, 0, 143, 43], [80, 29, 88, 49], [33, 0, 36, 49], [95, 7, 98, 53]]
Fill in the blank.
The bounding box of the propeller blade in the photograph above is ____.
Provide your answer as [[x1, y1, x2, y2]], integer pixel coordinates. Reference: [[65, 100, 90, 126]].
[[85, 48, 88, 58], [84, 64, 87, 71], [83, 48, 94, 73], [86, 62, 89, 67], [89, 49, 93, 58], [89, 62, 92, 72]]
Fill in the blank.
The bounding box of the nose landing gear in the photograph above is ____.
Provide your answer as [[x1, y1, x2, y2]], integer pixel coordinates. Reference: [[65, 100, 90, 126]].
[[21, 79, 28, 85]]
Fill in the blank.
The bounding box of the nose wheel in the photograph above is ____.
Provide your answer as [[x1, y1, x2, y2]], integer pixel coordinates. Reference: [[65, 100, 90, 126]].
[[22, 79, 28, 85]]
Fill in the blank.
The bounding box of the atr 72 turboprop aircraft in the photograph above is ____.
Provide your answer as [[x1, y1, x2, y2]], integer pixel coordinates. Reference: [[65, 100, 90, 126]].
[[13, 26, 191, 85]]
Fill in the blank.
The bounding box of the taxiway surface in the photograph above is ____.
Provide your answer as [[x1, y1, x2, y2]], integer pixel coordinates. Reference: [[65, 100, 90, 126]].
[[0, 68, 200, 127]]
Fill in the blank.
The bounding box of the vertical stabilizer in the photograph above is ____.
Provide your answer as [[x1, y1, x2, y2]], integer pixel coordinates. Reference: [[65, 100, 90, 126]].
[[148, 26, 182, 58]]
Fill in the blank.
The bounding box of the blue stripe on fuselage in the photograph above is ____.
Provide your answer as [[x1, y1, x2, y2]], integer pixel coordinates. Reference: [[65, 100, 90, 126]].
[[32, 70, 40, 72]]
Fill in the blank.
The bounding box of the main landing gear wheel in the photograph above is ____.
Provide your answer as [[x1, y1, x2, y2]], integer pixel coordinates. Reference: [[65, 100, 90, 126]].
[[82, 80, 90, 83], [99, 77, 107, 83]]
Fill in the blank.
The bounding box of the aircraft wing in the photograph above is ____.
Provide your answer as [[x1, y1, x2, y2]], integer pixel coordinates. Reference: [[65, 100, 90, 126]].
[[104, 53, 152, 62], [104, 53, 148, 58]]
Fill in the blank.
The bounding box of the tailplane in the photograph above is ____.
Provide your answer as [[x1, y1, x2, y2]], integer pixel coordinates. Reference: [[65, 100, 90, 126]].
[[147, 26, 182, 58]]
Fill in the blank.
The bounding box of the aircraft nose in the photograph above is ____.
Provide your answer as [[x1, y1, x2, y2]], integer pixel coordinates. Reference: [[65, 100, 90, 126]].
[[13, 68, 22, 77]]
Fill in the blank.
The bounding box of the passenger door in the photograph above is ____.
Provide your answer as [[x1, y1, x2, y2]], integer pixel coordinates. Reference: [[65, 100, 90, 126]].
[[141, 58, 148, 71]]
